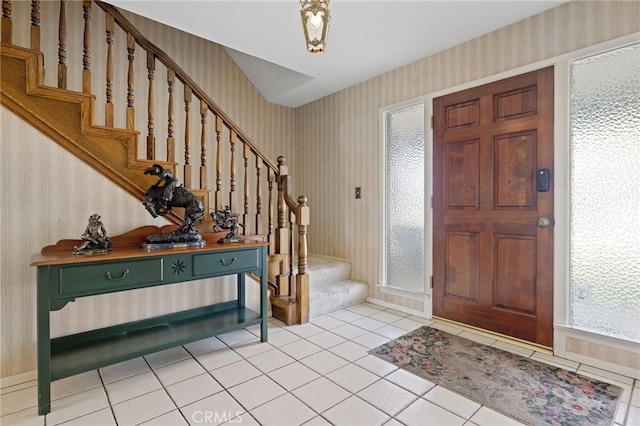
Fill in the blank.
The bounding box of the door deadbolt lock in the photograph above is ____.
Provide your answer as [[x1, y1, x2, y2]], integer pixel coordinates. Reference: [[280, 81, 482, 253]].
[[537, 217, 551, 228]]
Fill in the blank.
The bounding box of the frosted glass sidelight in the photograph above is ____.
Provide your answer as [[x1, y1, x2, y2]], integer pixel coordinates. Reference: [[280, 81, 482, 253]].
[[569, 42, 640, 342], [385, 103, 425, 293]]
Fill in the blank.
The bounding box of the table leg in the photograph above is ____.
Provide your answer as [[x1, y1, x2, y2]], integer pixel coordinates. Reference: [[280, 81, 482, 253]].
[[260, 247, 268, 342], [237, 273, 245, 308], [36, 268, 51, 415]]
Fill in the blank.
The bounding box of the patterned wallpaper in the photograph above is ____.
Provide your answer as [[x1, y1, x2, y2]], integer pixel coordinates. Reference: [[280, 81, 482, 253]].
[[2, 0, 639, 377], [295, 0, 640, 312]]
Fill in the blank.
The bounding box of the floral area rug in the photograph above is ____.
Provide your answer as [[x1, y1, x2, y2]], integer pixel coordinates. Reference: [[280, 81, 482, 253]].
[[369, 326, 621, 426]]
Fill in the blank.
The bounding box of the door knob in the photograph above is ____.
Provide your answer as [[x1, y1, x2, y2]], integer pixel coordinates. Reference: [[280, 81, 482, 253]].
[[537, 217, 551, 228]]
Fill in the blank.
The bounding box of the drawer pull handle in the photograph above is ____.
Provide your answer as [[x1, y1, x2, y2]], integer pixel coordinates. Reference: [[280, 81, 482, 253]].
[[220, 257, 237, 266], [105, 269, 130, 281]]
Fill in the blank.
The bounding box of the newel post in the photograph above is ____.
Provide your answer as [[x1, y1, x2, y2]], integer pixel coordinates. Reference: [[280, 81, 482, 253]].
[[296, 196, 310, 324]]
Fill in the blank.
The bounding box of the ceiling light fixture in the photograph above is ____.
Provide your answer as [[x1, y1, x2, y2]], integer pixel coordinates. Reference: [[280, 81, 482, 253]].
[[300, 0, 330, 54]]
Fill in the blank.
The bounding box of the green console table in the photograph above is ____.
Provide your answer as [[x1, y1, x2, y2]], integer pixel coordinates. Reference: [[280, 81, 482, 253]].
[[31, 226, 269, 415]]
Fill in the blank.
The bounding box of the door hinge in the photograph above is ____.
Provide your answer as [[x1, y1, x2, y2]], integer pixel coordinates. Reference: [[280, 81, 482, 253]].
[[430, 196, 433, 209], [430, 276, 433, 289], [430, 116, 434, 129]]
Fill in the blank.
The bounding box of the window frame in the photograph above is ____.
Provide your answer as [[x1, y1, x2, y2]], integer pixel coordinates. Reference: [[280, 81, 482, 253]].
[[378, 98, 432, 311]]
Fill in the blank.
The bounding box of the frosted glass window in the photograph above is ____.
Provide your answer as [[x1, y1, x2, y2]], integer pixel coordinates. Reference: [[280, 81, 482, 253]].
[[569, 42, 640, 342], [384, 103, 425, 292]]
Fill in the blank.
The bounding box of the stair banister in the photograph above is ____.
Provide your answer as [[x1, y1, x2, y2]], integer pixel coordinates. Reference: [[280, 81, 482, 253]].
[[94, 1, 279, 173]]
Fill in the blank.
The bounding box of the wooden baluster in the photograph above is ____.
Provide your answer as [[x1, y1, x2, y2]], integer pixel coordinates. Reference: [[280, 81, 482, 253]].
[[199, 100, 207, 190], [276, 156, 289, 255], [267, 168, 275, 252], [166, 69, 175, 163], [296, 197, 309, 276], [288, 211, 295, 295], [105, 13, 114, 126], [126, 33, 135, 130], [30, 1, 40, 51], [2, 1, 12, 45], [243, 144, 249, 234], [229, 130, 236, 211], [183, 86, 192, 188], [215, 116, 222, 210], [146, 51, 155, 160], [82, 1, 91, 93], [57, 0, 67, 89], [255, 158, 262, 235]]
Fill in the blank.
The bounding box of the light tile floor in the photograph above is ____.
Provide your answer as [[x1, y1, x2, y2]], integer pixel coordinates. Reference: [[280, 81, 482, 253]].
[[1, 302, 639, 426]]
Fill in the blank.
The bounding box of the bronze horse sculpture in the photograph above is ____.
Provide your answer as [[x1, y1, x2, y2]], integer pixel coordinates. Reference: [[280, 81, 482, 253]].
[[143, 164, 204, 235]]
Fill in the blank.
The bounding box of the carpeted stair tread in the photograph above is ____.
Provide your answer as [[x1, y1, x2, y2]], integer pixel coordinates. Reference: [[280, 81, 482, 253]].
[[291, 254, 370, 318], [308, 278, 369, 319], [305, 254, 352, 285]]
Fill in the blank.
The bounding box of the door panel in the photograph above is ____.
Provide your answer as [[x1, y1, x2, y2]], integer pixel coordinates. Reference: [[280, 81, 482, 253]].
[[446, 140, 480, 209], [433, 67, 554, 347], [445, 232, 479, 300], [493, 234, 535, 313], [495, 131, 536, 208]]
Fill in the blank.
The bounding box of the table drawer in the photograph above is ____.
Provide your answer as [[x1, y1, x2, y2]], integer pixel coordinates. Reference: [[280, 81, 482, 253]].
[[193, 248, 260, 276], [58, 258, 163, 296]]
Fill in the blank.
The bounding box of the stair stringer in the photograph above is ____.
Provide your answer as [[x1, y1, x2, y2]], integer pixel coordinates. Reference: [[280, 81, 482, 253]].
[[1, 43, 185, 225]]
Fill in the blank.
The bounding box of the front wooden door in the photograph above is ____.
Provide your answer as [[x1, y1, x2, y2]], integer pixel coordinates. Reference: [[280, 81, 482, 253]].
[[432, 67, 554, 347]]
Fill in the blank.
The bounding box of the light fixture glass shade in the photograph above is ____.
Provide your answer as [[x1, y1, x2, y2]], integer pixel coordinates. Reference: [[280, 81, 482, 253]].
[[300, 0, 330, 54]]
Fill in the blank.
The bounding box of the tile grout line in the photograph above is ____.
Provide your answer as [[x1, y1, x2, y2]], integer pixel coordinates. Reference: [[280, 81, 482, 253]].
[[97, 368, 118, 426], [139, 353, 189, 426], [2, 303, 636, 425], [295, 312, 474, 423]]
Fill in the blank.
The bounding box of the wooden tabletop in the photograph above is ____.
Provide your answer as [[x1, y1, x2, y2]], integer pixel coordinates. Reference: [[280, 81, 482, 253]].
[[31, 225, 268, 266]]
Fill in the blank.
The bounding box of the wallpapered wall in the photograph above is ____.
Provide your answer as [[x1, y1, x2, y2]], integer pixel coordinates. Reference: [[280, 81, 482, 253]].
[[2, 1, 639, 378], [295, 0, 640, 312], [0, 5, 296, 377]]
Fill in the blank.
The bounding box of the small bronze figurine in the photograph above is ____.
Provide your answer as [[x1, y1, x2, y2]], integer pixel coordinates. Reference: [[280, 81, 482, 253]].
[[73, 214, 112, 254], [142, 164, 206, 249], [211, 205, 244, 243]]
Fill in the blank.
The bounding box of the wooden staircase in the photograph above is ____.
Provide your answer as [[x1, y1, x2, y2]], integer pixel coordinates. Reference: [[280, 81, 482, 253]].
[[1, 0, 309, 324]]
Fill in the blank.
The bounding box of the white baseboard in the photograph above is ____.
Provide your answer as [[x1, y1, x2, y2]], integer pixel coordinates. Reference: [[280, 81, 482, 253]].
[[366, 297, 427, 318], [0, 370, 36, 389], [554, 324, 640, 380]]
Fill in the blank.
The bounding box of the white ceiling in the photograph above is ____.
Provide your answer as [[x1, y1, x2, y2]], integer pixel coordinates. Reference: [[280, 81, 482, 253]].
[[104, 0, 566, 108]]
